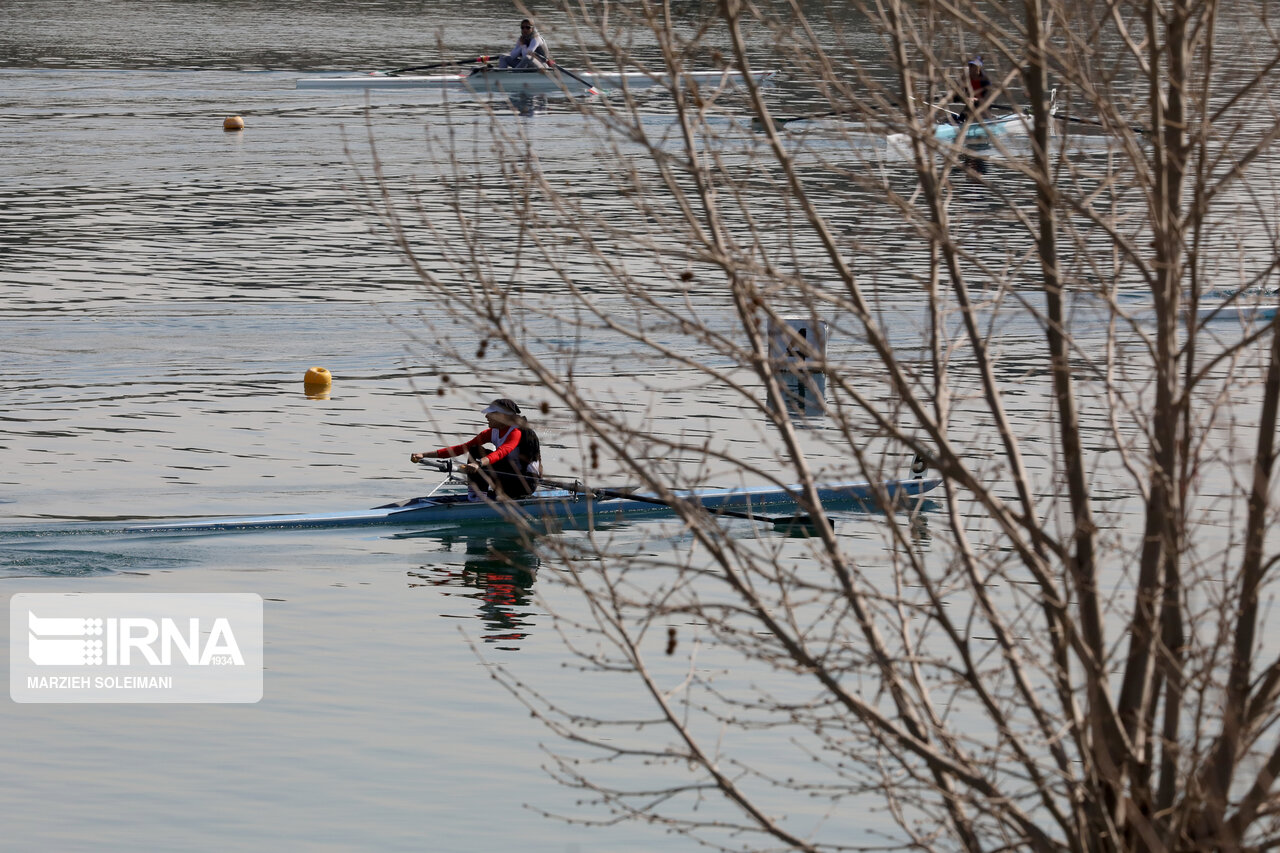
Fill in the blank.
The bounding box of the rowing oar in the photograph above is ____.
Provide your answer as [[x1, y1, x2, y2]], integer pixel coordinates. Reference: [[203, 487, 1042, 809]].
[[386, 57, 488, 75], [1054, 113, 1149, 135], [462, 57, 600, 96], [538, 476, 822, 529], [545, 60, 599, 95], [760, 109, 842, 129]]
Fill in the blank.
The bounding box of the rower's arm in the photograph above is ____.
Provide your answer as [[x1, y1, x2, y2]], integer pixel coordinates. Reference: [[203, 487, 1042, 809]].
[[413, 431, 490, 464]]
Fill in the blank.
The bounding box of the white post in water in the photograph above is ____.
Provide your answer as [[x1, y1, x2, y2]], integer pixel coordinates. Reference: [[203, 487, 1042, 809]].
[[766, 316, 830, 418]]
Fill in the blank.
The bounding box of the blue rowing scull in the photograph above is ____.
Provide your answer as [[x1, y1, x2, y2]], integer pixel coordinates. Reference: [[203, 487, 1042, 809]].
[[126, 477, 941, 533]]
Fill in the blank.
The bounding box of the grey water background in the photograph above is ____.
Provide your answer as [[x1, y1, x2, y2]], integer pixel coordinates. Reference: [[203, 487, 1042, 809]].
[[2, 1, 1278, 850]]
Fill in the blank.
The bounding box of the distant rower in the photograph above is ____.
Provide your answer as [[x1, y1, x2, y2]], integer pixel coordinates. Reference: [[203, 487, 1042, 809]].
[[498, 19, 549, 69], [960, 55, 993, 118]]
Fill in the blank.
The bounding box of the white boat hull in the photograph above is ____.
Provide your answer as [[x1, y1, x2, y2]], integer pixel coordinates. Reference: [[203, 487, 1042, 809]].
[[126, 477, 941, 533], [1196, 303, 1278, 322], [295, 67, 777, 96]]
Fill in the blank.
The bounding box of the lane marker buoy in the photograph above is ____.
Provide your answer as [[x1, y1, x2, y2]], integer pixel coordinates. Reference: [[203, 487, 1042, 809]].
[[223, 115, 245, 131], [303, 366, 332, 388]]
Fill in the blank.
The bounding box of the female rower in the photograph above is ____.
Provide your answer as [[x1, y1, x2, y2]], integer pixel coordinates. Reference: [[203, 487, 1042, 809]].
[[410, 398, 542, 500], [961, 56, 993, 117]]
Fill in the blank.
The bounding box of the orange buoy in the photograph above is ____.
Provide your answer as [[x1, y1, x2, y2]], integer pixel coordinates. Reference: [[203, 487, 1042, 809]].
[[223, 115, 245, 131], [303, 366, 332, 389]]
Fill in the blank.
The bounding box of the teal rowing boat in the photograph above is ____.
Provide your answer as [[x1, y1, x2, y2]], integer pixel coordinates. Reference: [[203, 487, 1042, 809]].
[[933, 90, 1055, 142]]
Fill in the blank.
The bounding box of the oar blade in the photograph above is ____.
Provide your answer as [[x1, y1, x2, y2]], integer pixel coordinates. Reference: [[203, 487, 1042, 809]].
[[764, 513, 830, 535]]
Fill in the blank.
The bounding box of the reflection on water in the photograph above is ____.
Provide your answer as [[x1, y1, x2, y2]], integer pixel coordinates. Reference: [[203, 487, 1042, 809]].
[[407, 533, 540, 651], [961, 150, 990, 175], [509, 93, 549, 118]]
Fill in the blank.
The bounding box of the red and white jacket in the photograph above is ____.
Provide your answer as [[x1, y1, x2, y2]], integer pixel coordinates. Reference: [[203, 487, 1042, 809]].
[[433, 426, 541, 476]]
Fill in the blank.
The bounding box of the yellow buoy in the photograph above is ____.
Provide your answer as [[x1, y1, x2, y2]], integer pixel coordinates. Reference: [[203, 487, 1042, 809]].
[[223, 115, 245, 131], [303, 366, 332, 389]]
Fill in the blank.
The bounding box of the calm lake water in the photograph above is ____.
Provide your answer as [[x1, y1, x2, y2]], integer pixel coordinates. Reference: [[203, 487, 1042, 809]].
[[2, 1, 1276, 850]]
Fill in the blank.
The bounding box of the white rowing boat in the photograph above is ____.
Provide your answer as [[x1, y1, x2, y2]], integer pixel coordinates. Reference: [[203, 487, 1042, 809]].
[[125, 476, 941, 533], [1194, 285, 1279, 322], [295, 66, 777, 96], [1196, 303, 1278, 322]]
